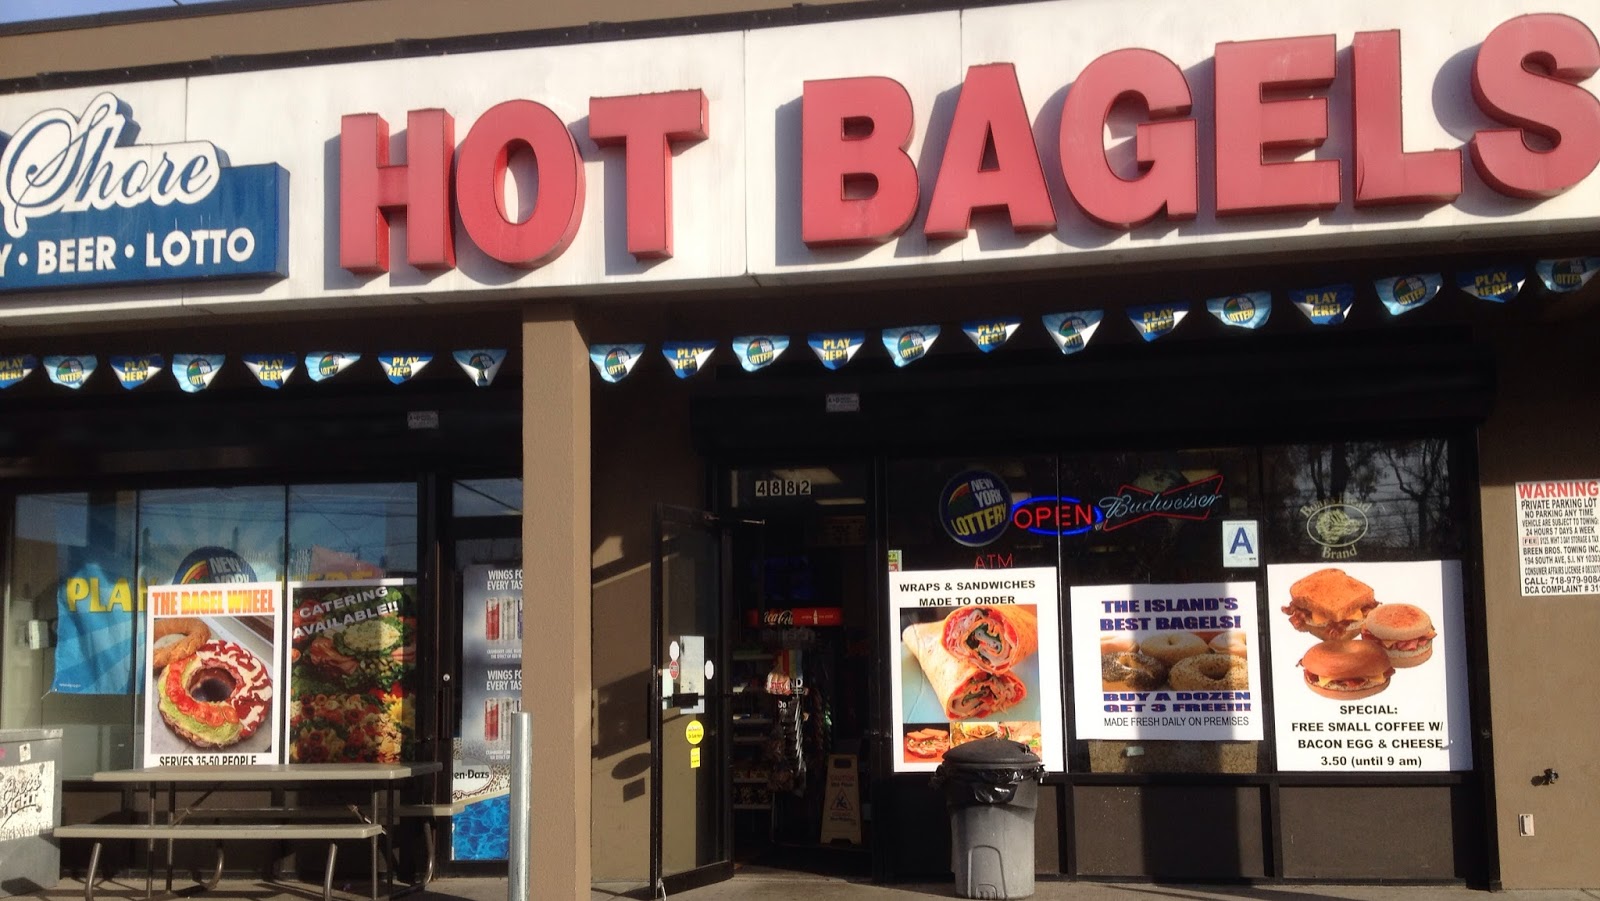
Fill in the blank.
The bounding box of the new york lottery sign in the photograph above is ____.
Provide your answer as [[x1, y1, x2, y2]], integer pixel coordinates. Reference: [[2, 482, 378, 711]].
[[0, 92, 287, 293]]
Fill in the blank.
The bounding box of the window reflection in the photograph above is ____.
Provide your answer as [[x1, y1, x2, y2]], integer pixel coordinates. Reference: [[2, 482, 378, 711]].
[[453, 479, 522, 518], [3, 481, 419, 777]]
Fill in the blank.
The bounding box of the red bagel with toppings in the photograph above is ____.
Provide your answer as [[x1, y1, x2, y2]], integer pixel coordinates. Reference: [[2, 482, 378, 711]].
[[1297, 639, 1394, 701], [157, 639, 272, 748]]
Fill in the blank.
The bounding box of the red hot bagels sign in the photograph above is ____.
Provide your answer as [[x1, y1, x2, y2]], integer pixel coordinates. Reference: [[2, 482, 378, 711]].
[[337, 13, 1600, 275]]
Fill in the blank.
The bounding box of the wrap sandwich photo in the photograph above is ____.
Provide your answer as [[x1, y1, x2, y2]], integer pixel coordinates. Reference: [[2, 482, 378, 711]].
[[940, 604, 1038, 674], [902, 619, 1027, 720]]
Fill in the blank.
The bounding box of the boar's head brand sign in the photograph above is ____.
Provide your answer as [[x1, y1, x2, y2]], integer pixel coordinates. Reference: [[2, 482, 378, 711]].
[[0, 92, 288, 293], [1301, 498, 1374, 560]]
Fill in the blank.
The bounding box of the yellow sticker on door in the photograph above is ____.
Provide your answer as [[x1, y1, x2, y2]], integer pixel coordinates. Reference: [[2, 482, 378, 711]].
[[685, 720, 704, 745], [690, 747, 701, 769]]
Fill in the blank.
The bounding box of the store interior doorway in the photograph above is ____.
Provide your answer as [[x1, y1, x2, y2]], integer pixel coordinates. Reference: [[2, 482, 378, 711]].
[[720, 463, 876, 877]]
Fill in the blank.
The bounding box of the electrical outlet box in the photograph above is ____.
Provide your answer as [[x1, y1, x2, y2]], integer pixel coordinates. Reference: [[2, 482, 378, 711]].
[[1518, 814, 1535, 837]]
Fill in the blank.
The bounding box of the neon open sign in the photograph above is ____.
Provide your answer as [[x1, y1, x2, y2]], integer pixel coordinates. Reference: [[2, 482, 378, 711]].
[[1010, 496, 1104, 536]]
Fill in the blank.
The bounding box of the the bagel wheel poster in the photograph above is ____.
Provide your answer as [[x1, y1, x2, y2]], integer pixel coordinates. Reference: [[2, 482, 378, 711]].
[[1266, 561, 1471, 772], [142, 582, 283, 766], [889, 567, 1065, 773], [1070, 582, 1264, 741]]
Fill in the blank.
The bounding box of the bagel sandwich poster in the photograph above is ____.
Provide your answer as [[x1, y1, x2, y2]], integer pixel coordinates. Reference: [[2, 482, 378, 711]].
[[285, 580, 419, 764], [1266, 561, 1471, 772], [1069, 582, 1264, 741], [889, 566, 1065, 774], [141, 582, 283, 766]]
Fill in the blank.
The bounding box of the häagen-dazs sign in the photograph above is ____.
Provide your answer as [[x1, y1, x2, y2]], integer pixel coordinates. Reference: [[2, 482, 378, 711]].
[[0, 92, 288, 293]]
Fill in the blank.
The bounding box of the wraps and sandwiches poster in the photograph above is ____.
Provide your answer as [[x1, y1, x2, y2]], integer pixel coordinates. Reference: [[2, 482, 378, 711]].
[[1266, 561, 1471, 772], [142, 582, 282, 766], [889, 567, 1064, 773], [285, 580, 418, 763], [1070, 582, 1263, 741]]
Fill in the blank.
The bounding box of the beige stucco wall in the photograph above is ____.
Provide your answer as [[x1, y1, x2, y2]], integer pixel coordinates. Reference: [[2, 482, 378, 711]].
[[521, 307, 592, 901], [1477, 306, 1600, 888]]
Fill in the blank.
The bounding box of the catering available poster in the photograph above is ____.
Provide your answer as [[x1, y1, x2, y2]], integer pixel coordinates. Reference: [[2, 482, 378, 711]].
[[889, 567, 1064, 773], [1266, 561, 1471, 772], [285, 580, 418, 764], [1070, 582, 1263, 741], [142, 582, 283, 766], [452, 564, 523, 861]]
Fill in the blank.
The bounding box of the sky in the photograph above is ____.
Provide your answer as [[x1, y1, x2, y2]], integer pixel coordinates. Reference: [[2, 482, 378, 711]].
[[1, 0, 262, 26]]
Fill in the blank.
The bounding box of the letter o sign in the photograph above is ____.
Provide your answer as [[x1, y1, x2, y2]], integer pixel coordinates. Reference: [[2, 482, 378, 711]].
[[455, 100, 586, 268]]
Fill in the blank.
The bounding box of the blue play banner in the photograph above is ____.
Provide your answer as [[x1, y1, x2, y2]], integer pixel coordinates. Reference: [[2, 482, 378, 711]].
[[0, 93, 289, 294]]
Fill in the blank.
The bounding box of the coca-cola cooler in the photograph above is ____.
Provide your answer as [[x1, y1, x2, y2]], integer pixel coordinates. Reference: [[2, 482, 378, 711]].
[[0, 728, 62, 895]]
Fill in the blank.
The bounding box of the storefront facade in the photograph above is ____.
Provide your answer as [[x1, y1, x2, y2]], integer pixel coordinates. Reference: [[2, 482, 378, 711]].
[[0, 0, 1596, 896]]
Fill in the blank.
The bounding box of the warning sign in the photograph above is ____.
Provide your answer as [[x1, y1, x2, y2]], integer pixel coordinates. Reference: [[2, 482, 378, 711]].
[[818, 754, 861, 845], [1515, 480, 1600, 596]]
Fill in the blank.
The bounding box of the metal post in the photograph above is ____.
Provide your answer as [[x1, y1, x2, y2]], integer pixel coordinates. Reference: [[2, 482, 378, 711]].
[[508, 711, 533, 901]]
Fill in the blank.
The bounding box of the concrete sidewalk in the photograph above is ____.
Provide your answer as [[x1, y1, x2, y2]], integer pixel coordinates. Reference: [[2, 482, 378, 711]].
[[30, 873, 1600, 901]]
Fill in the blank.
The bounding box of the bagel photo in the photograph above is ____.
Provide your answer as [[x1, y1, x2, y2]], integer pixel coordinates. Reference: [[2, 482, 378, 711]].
[[1139, 630, 1210, 668], [151, 617, 210, 671], [149, 616, 274, 753]]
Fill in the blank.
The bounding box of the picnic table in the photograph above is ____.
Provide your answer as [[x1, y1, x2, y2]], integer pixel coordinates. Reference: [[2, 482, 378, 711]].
[[55, 762, 442, 901]]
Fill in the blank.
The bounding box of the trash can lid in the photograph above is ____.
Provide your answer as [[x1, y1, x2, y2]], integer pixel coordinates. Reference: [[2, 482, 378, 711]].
[[939, 736, 1040, 767]]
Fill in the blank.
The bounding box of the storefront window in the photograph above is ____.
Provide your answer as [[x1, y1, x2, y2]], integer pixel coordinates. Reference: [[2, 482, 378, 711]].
[[1261, 440, 1461, 563], [885, 457, 1067, 773], [2, 481, 420, 776], [1059, 448, 1263, 774], [3, 492, 139, 777], [880, 439, 1468, 779], [289, 482, 419, 580], [453, 479, 522, 518]]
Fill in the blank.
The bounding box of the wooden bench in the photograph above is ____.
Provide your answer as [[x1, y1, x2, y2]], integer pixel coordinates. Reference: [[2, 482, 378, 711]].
[[55, 822, 385, 901]]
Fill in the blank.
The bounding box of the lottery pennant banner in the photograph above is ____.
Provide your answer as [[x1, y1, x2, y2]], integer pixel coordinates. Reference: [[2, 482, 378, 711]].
[[1535, 258, 1600, 293], [243, 354, 297, 389], [172, 354, 225, 393], [306, 352, 360, 383], [1457, 264, 1525, 302], [1127, 303, 1188, 342], [1289, 284, 1355, 325], [589, 344, 645, 383], [378, 352, 432, 385], [1205, 292, 1271, 330], [1041, 311, 1103, 355], [731, 336, 788, 372], [453, 349, 507, 387], [44, 355, 96, 390], [662, 341, 716, 379], [962, 318, 1020, 353], [0, 354, 36, 389], [5, 253, 1591, 402], [809, 332, 865, 370], [881, 325, 940, 368], [1374, 274, 1442, 316], [111, 354, 164, 390]]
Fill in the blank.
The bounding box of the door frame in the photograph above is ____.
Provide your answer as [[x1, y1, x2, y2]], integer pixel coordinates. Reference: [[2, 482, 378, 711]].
[[649, 504, 739, 895]]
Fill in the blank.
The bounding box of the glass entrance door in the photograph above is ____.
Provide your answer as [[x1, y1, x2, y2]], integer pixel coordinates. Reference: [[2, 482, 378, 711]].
[[650, 506, 737, 893]]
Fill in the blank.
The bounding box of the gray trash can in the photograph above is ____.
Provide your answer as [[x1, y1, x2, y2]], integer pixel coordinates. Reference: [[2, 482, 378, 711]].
[[931, 737, 1044, 900], [0, 728, 63, 896]]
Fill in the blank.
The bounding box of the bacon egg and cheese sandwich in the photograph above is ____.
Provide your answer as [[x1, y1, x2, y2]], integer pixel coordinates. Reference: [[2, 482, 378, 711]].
[[1283, 568, 1378, 641]]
